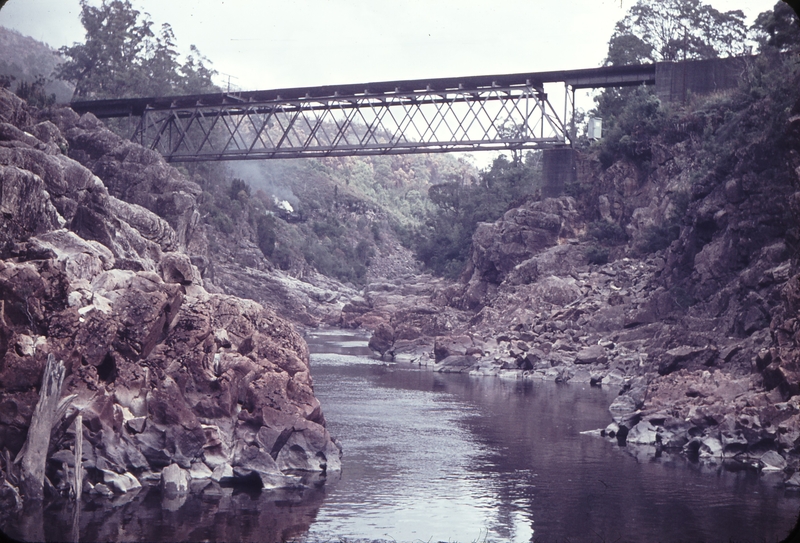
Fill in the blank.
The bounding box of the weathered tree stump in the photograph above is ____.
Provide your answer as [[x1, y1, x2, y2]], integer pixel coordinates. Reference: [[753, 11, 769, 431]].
[[20, 354, 65, 501]]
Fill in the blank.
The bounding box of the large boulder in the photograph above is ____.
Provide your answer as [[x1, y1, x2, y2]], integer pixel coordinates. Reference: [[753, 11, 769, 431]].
[[368, 323, 395, 357], [463, 197, 580, 288]]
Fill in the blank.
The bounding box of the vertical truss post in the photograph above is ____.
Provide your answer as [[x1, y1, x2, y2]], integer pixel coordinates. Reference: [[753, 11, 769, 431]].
[[564, 83, 577, 145]]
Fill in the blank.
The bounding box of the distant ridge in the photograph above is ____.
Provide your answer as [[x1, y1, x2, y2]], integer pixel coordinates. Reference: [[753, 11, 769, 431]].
[[0, 25, 74, 102]]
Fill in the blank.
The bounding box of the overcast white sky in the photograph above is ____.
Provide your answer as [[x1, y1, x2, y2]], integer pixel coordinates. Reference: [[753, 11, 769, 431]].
[[0, 0, 780, 92]]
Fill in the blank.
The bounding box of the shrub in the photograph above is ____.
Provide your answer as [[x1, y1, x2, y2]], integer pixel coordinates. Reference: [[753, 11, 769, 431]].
[[355, 239, 374, 265], [637, 224, 680, 254], [256, 214, 277, 257], [414, 153, 542, 277], [272, 245, 292, 270], [587, 221, 627, 245], [594, 86, 666, 169], [213, 213, 234, 235], [229, 178, 251, 201], [585, 245, 610, 265]]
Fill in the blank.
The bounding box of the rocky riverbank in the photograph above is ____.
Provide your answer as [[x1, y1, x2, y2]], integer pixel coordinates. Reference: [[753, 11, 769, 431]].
[[355, 197, 800, 482], [0, 88, 340, 510], [353, 67, 800, 483]]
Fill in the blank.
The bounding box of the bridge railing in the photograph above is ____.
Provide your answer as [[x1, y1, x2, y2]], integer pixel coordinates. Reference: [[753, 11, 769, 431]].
[[130, 83, 569, 162]]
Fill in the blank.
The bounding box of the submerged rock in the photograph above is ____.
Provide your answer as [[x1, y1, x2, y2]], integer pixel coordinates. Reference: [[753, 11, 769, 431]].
[[161, 464, 190, 496]]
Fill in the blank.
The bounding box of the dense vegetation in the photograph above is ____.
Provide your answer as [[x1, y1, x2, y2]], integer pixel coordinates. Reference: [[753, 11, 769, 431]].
[[605, 0, 750, 66], [414, 153, 542, 277], [183, 153, 474, 286], [583, 1, 800, 263], [594, 0, 765, 155], [57, 0, 217, 99], [0, 27, 74, 106], [594, 0, 800, 169]]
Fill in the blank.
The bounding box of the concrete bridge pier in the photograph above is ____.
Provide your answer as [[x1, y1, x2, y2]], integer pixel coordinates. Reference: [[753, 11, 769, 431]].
[[541, 147, 576, 198]]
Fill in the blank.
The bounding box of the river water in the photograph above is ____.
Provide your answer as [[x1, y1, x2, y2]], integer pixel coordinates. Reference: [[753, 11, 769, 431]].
[[2, 329, 799, 542], [302, 330, 800, 543]]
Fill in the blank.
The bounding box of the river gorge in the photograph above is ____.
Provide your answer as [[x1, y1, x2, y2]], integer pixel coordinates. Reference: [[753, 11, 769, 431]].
[[4, 330, 797, 542], [2, 29, 800, 539]]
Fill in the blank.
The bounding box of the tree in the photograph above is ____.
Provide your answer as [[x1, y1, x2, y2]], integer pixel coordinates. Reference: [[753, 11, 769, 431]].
[[752, 1, 800, 53], [57, 0, 218, 99], [180, 45, 219, 94], [606, 0, 749, 66], [595, 0, 749, 127], [415, 153, 541, 278]]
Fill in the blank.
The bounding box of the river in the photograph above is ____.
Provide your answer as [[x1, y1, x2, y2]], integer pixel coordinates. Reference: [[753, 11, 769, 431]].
[[2, 329, 798, 543], [302, 329, 799, 543]]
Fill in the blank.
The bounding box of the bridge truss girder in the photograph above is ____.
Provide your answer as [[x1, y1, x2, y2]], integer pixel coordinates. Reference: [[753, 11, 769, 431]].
[[131, 83, 570, 162]]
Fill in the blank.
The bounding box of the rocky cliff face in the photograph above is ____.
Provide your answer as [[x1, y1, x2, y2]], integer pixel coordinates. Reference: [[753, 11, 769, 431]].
[[0, 89, 340, 500], [364, 62, 800, 480]]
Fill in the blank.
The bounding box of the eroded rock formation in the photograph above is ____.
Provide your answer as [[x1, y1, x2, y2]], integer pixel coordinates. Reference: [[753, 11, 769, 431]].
[[361, 68, 800, 480], [0, 89, 340, 500]]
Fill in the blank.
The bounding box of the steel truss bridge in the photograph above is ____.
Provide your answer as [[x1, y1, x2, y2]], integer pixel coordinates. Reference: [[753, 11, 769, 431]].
[[70, 64, 656, 162]]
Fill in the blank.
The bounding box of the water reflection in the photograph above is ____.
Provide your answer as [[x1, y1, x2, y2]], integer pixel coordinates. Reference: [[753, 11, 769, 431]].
[[4, 475, 334, 543], [304, 330, 800, 543]]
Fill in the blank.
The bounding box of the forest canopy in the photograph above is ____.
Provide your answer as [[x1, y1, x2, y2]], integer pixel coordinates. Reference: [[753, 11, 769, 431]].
[[605, 0, 750, 66], [57, 0, 218, 99]]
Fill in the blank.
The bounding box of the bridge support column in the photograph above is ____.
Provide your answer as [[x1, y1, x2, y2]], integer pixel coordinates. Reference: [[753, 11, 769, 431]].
[[541, 147, 576, 198]]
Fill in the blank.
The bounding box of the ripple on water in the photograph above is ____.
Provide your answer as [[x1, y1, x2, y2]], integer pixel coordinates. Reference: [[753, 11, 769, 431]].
[[305, 332, 800, 543]]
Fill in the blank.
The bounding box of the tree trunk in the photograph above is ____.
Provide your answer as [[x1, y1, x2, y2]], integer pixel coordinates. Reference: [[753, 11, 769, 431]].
[[20, 354, 65, 501], [73, 414, 82, 501]]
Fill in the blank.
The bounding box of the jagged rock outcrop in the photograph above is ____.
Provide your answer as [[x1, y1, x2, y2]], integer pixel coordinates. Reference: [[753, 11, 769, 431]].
[[45, 110, 201, 252], [457, 196, 582, 309], [0, 89, 340, 499], [363, 63, 800, 480]]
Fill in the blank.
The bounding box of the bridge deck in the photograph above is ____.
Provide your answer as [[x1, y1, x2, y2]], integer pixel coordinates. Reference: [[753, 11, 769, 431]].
[[69, 64, 655, 119], [65, 63, 666, 161]]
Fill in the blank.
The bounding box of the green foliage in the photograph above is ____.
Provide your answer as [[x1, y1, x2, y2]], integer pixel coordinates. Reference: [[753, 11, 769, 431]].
[[189, 145, 476, 285], [752, 1, 800, 53], [256, 214, 277, 257], [312, 216, 345, 238], [595, 87, 666, 168], [584, 220, 627, 265], [636, 224, 681, 254], [13, 75, 55, 108], [57, 0, 218, 99], [596, 0, 750, 141], [415, 152, 542, 278], [0, 28, 73, 101], [301, 235, 372, 286], [229, 178, 251, 201], [213, 213, 234, 235], [355, 240, 374, 263], [689, 51, 800, 187], [606, 0, 749, 66], [271, 245, 293, 270], [587, 221, 628, 245], [198, 190, 237, 234], [585, 245, 610, 265]]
